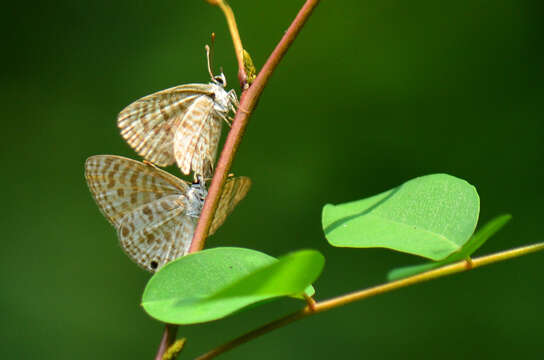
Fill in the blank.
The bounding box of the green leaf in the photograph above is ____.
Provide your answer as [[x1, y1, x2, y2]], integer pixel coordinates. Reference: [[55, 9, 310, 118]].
[[141, 247, 324, 324], [387, 261, 444, 281], [322, 173, 480, 261], [387, 214, 511, 281], [453, 214, 511, 259]]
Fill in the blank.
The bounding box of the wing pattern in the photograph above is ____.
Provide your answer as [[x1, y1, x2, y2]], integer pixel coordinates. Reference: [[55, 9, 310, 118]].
[[173, 95, 222, 177], [209, 176, 252, 236], [85, 155, 196, 272], [85, 156, 251, 272], [117, 84, 213, 167]]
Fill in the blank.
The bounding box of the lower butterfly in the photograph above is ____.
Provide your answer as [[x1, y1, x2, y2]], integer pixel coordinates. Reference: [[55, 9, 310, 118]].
[[85, 155, 251, 272]]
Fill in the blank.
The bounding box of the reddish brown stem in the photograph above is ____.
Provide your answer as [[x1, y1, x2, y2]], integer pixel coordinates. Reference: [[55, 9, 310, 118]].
[[190, 0, 321, 253], [195, 309, 309, 360], [154, 324, 178, 360], [155, 1, 320, 358]]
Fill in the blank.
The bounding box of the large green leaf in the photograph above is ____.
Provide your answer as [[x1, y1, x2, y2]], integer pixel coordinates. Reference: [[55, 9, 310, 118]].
[[141, 247, 324, 324], [322, 174, 480, 260], [387, 214, 511, 281]]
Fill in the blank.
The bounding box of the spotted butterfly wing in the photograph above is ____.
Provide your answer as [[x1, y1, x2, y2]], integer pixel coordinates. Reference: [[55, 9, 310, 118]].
[[85, 155, 250, 273], [118, 78, 237, 177], [210, 176, 252, 236], [173, 95, 221, 177], [118, 84, 214, 167], [85, 155, 200, 272]]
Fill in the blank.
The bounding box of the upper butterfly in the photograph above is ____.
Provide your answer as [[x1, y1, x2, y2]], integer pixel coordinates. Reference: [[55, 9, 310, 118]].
[[85, 155, 251, 272], [117, 47, 237, 178]]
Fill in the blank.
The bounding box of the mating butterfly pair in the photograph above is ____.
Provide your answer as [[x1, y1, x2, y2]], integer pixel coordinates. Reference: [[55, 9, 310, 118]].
[[86, 51, 248, 272]]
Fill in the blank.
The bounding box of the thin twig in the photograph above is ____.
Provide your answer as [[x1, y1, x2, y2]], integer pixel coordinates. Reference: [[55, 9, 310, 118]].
[[154, 324, 178, 360], [195, 242, 544, 359], [303, 293, 317, 311], [207, 0, 247, 87], [189, 0, 322, 253]]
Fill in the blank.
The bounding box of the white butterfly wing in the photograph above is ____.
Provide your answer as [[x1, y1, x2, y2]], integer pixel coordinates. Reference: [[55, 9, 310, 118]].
[[118, 84, 214, 167], [173, 95, 221, 177], [85, 155, 196, 272], [85, 155, 188, 227], [118, 194, 197, 272]]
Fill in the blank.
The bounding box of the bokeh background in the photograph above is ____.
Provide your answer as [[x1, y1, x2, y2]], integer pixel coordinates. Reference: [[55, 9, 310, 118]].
[[2, 0, 542, 359]]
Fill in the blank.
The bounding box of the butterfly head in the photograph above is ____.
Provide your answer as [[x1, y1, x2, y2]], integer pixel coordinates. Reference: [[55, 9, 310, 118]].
[[186, 177, 208, 217], [212, 72, 227, 88]]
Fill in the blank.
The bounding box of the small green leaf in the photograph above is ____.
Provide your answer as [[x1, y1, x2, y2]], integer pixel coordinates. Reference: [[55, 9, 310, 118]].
[[454, 213, 511, 259], [141, 247, 324, 324], [387, 261, 445, 281], [387, 214, 511, 281], [323, 174, 480, 261], [242, 49, 256, 85]]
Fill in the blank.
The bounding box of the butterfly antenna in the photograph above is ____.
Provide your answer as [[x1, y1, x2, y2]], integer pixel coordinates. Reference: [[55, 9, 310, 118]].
[[205, 45, 215, 80], [206, 33, 217, 80]]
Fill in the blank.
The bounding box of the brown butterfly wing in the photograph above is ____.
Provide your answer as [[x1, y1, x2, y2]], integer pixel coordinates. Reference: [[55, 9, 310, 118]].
[[209, 176, 252, 236]]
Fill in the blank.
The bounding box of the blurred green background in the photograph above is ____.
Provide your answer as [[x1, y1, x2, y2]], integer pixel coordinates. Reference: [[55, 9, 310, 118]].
[[2, 0, 542, 359]]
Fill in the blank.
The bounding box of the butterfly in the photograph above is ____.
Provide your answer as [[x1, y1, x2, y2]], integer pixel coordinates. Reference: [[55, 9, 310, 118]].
[[117, 49, 238, 178], [85, 155, 251, 272]]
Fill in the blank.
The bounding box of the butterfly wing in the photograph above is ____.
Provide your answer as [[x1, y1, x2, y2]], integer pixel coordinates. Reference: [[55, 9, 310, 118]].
[[118, 84, 213, 167], [209, 176, 252, 236], [193, 109, 222, 178], [204, 110, 223, 174], [85, 155, 198, 272], [173, 95, 222, 177], [117, 194, 197, 272], [85, 155, 189, 227]]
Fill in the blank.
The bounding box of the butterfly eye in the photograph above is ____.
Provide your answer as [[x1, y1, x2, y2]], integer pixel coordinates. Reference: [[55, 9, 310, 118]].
[[150, 261, 159, 270], [214, 73, 226, 87]]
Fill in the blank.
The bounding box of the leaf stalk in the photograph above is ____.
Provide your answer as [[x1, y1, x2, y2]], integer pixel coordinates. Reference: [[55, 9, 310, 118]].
[[195, 242, 544, 359]]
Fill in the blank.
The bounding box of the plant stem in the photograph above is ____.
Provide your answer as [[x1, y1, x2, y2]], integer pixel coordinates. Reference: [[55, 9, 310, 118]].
[[155, 2, 246, 357], [194, 242, 544, 359], [156, 1, 321, 358], [206, 0, 246, 87], [154, 324, 178, 360], [189, 0, 322, 254]]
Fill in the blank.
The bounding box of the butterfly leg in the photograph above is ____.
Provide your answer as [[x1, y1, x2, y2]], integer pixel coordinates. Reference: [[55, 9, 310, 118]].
[[217, 112, 232, 127], [228, 90, 239, 110], [194, 159, 214, 182], [228, 89, 238, 104]]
